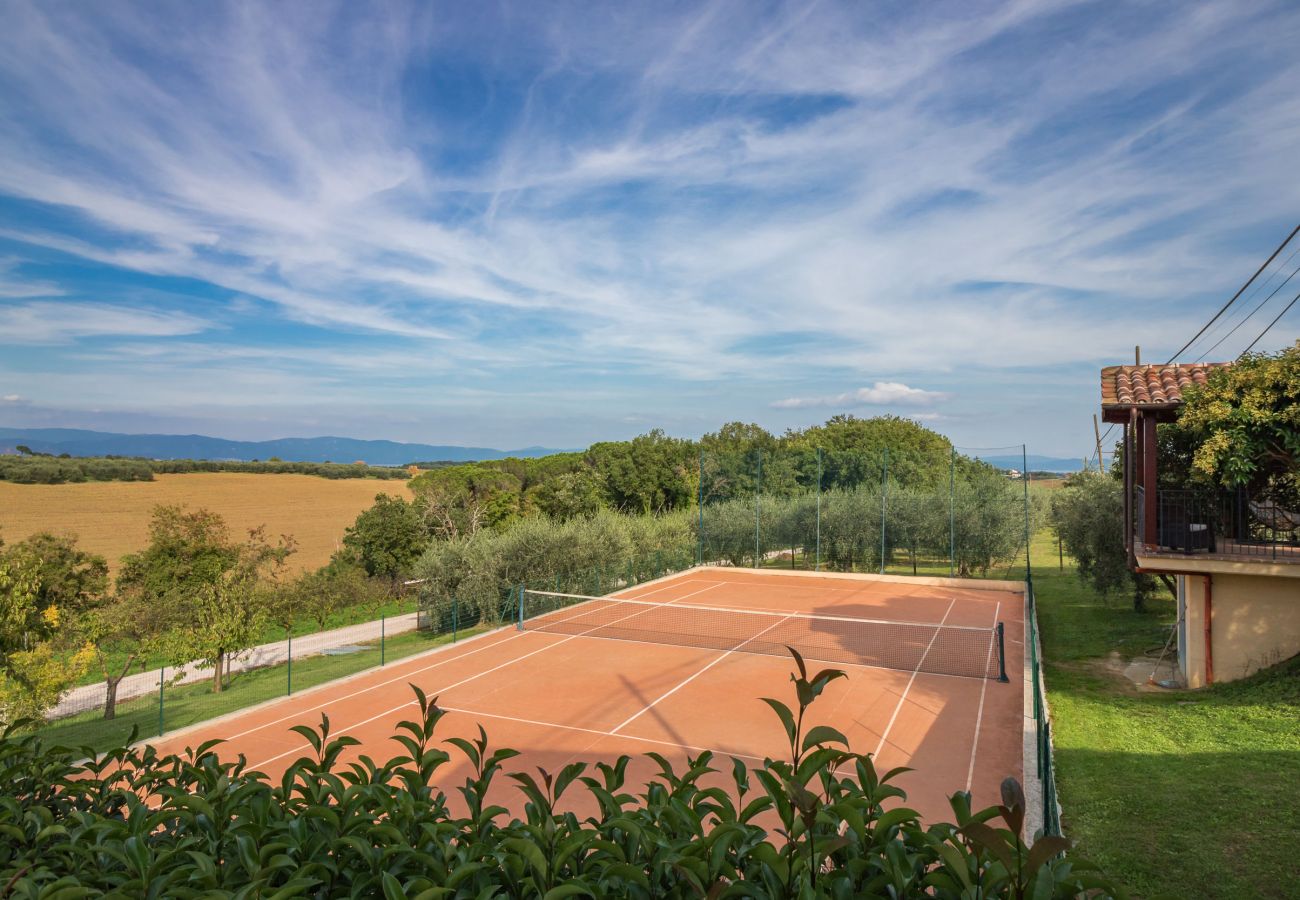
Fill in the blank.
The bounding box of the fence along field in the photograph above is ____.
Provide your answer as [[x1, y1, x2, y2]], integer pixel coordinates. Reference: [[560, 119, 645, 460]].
[[0, 472, 412, 574]]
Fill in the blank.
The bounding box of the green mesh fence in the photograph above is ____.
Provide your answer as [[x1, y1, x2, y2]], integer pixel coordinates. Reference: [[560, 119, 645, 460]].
[[697, 443, 1037, 580], [33, 603, 448, 755]]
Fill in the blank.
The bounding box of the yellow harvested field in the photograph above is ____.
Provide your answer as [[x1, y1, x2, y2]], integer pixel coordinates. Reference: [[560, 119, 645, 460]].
[[0, 473, 412, 574]]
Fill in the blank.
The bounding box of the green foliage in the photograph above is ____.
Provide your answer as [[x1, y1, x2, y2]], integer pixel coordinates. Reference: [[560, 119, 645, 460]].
[[0, 653, 1124, 898], [415, 509, 694, 623], [1173, 341, 1300, 500], [339, 493, 428, 580], [117, 506, 296, 692], [271, 561, 393, 631], [588, 429, 696, 513], [410, 464, 525, 539], [0, 454, 411, 484], [0, 544, 94, 727], [1048, 473, 1155, 610]]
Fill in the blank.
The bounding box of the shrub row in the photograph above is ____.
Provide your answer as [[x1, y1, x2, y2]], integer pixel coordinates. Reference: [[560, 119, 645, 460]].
[[0, 661, 1124, 898]]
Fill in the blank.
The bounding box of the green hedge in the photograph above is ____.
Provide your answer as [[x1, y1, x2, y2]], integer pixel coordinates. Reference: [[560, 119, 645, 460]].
[[0, 653, 1124, 898]]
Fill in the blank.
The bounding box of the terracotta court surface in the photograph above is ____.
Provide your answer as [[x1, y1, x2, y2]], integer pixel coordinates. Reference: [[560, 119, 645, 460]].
[[149, 568, 1026, 822]]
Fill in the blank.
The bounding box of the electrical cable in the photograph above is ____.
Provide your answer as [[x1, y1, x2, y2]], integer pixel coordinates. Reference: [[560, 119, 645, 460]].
[[1195, 258, 1300, 361], [1165, 223, 1300, 364], [1239, 288, 1300, 356]]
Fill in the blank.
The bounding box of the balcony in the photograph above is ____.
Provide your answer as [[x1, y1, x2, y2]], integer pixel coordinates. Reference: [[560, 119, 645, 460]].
[[1134, 486, 1300, 564]]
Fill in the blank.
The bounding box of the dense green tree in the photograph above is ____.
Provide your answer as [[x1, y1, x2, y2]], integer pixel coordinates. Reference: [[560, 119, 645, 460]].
[[527, 469, 606, 520], [340, 494, 429, 580], [589, 429, 694, 513]]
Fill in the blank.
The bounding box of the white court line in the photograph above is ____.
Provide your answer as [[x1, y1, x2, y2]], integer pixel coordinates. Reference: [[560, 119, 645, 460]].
[[527, 593, 991, 632], [609, 614, 794, 735], [243, 581, 727, 772], [438, 705, 771, 766], [217, 579, 723, 746], [873, 598, 957, 759], [965, 600, 1002, 791]]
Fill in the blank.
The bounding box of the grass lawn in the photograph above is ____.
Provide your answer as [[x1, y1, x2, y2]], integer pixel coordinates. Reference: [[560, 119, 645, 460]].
[[1032, 538, 1300, 899], [38, 624, 490, 753]]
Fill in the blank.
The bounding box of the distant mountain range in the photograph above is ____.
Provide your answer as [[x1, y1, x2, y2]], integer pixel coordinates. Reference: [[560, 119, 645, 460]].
[[972, 454, 1085, 473], [0, 427, 567, 466]]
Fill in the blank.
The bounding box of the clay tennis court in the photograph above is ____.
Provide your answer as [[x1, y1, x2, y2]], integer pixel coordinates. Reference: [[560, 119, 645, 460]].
[[149, 568, 1026, 822]]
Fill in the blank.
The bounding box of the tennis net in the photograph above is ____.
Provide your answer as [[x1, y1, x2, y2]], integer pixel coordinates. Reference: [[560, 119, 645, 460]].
[[518, 589, 1008, 681]]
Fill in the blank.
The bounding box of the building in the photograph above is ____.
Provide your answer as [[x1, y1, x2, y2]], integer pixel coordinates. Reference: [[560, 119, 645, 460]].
[[1101, 362, 1300, 687]]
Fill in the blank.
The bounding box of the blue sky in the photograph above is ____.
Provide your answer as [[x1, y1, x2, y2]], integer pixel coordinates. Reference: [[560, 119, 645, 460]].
[[1, 1, 1298, 454]]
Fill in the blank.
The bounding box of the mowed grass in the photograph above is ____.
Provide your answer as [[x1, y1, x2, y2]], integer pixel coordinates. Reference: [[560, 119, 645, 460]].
[[1030, 536, 1300, 900], [0, 472, 412, 574], [40, 625, 493, 753]]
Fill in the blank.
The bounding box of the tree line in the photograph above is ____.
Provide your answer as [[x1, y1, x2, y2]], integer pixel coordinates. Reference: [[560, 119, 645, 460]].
[[0, 452, 412, 484]]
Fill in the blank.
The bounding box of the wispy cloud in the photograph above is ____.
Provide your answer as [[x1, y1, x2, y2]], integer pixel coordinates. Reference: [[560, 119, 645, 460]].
[[773, 382, 949, 410], [0, 302, 208, 343], [0, 1, 1297, 449]]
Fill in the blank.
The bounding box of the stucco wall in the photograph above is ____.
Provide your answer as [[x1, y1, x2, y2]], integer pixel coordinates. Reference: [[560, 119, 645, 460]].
[[1181, 573, 1300, 687]]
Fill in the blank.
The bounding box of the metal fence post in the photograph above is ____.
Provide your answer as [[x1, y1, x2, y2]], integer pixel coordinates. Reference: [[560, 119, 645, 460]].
[[815, 447, 822, 571], [754, 450, 762, 567], [949, 446, 956, 577], [287, 631, 293, 695], [880, 448, 889, 575], [381, 614, 386, 666], [158, 666, 165, 737], [1022, 444, 1033, 577], [452, 597, 459, 643], [697, 449, 705, 565]]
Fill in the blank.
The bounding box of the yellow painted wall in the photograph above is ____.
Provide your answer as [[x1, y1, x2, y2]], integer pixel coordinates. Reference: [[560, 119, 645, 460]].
[[1181, 573, 1300, 687]]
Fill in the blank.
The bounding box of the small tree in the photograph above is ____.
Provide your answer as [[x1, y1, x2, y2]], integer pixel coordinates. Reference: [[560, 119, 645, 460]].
[[170, 526, 294, 693], [79, 588, 169, 719], [0, 541, 93, 727], [1050, 471, 1157, 610], [120, 507, 295, 693]]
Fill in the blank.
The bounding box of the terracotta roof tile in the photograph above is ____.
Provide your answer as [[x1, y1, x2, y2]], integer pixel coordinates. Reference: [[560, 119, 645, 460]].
[[1100, 363, 1230, 410]]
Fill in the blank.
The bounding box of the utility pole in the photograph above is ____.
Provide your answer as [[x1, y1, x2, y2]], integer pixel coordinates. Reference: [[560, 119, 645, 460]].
[[1093, 414, 1105, 473]]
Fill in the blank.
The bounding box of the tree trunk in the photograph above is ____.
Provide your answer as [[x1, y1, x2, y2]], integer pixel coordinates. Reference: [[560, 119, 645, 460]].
[[101, 654, 138, 720], [212, 653, 225, 693], [104, 677, 120, 720]]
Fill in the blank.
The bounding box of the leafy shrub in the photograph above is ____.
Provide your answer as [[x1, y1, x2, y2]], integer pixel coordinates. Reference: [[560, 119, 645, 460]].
[[0, 650, 1123, 898]]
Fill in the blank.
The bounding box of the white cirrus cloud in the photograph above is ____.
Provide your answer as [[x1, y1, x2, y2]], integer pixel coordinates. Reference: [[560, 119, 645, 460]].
[[0, 302, 209, 344], [772, 382, 949, 409]]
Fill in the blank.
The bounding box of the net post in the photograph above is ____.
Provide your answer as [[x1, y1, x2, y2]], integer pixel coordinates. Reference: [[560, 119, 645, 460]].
[[879, 447, 889, 575], [996, 622, 1009, 682], [697, 449, 705, 565], [158, 666, 165, 737], [516, 585, 524, 630], [815, 447, 822, 571], [287, 631, 293, 695]]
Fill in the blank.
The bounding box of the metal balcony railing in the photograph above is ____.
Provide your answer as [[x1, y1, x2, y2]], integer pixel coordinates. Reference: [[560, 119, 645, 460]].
[[1135, 487, 1300, 561]]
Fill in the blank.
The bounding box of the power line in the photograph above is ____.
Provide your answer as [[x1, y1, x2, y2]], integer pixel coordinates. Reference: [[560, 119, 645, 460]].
[[1239, 288, 1300, 356], [1165, 222, 1300, 364], [1195, 258, 1300, 361]]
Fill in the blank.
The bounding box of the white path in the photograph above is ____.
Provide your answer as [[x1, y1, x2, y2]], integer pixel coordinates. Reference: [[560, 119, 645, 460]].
[[50, 611, 419, 720]]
